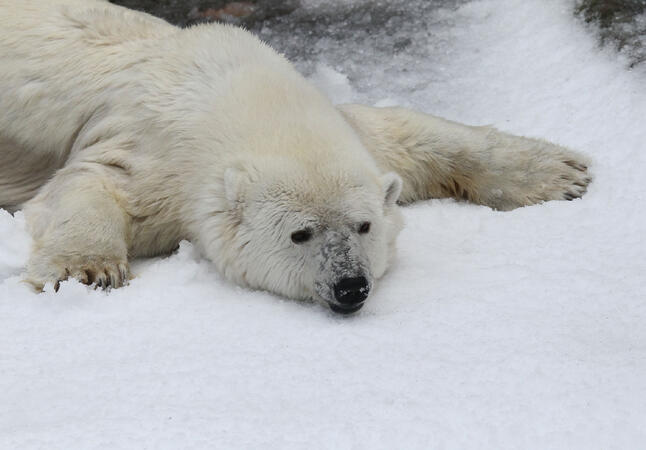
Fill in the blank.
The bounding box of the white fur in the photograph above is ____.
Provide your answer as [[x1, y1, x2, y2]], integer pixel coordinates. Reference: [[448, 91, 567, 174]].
[[0, 0, 591, 307]]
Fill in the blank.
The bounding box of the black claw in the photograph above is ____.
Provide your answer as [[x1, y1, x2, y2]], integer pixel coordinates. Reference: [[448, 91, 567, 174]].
[[564, 160, 588, 172], [84, 270, 95, 285]]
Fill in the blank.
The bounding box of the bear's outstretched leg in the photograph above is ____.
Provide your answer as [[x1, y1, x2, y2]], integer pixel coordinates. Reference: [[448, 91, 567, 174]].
[[339, 104, 591, 210], [23, 164, 131, 291]]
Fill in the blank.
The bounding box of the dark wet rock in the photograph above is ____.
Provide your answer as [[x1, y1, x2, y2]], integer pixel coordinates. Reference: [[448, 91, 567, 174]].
[[189, 2, 256, 23], [109, 0, 298, 27], [246, 0, 466, 79], [110, 0, 646, 69], [575, 0, 646, 67]]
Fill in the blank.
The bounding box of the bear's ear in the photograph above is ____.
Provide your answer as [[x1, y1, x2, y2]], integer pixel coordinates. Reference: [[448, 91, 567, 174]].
[[381, 172, 403, 207], [224, 168, 248, 208]]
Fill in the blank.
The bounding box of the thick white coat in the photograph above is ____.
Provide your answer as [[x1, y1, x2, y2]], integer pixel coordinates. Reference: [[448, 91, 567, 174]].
[[0, 0, 591, 308]]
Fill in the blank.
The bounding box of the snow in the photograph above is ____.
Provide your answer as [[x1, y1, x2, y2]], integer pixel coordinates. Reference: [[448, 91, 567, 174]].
[[2, 0, 646, 447]]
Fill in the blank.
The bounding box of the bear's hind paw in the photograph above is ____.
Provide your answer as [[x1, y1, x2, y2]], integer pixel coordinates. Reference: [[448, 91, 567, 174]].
[[552, 158, 592, 202]]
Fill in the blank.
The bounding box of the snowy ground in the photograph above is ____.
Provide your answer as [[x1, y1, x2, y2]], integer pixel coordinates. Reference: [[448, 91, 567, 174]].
[[2, 0, 646, 448]]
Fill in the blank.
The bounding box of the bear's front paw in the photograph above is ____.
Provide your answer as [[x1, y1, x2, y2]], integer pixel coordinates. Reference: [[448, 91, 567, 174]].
[[26, 254, 130, 292]]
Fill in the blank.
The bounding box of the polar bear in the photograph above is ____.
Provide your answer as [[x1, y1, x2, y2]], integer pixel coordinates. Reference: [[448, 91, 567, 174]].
[[0, 0, 590, 313]]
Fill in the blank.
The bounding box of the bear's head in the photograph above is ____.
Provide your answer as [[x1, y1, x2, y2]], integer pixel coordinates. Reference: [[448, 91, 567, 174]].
[[192, 156, 403, 314]]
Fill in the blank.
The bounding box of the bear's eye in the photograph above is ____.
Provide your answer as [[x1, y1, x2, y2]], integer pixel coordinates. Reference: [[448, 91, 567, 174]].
[[291, 229, 312, 244], [358, 221, 371, 234]]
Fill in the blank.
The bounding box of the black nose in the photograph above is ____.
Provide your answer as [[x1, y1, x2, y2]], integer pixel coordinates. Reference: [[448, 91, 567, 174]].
[[334, 276, 370, 305]]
